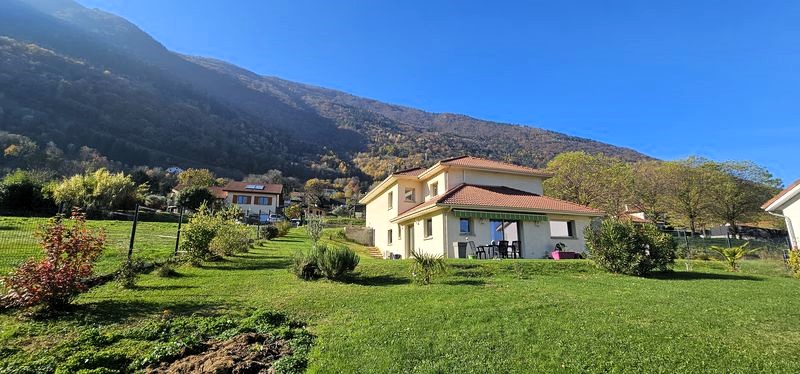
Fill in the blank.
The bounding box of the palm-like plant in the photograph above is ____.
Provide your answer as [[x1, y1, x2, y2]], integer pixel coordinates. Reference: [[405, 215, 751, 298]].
[[708, 242, 758, 271], [410, 249, 447, 285]]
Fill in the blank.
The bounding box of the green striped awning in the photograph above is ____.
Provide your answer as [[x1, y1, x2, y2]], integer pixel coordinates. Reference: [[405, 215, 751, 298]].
[[452, 209, 549, 222]]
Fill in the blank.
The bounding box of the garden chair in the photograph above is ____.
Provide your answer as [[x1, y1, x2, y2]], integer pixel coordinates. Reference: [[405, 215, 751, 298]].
[[498, 240, 509, 259], [511, 240, 521, 259], [467, 241, 486, 259]]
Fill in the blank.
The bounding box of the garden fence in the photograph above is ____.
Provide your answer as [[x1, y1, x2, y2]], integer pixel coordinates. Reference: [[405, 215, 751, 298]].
[[664, 230, 791, 260]]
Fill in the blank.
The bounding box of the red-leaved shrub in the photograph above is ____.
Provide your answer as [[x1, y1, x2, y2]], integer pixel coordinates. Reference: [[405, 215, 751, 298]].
[[1, 211, 106, 309]]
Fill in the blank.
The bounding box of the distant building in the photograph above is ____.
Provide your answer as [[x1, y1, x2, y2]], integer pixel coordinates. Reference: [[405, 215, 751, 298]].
[[221, 182, 283, 216], [166, 166, 183, 174], [762, 179, 800, 248]]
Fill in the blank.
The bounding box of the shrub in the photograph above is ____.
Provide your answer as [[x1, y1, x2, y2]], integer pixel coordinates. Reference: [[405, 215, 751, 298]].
[[1, 211, 106, 310], [176, 186, 214, 211], [115, 259, 146, 289], [210, 221, 251, 256], [156, 261, 179, 278], [317, 244, 360, 280], [261, 225, 279, 240], [179, 204, 221, 264], [788, 249, 800, 279], [709, 243, 758, 271], [584, 219, 677, 276], [410, 249, 447, 285], [275, 221, 292, 237], [291, 247, 324, 281], [306, 214, 324, 248]]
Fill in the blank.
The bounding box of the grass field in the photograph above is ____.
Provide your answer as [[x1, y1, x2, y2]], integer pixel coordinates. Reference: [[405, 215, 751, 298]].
[[1, 222, 799, 372]]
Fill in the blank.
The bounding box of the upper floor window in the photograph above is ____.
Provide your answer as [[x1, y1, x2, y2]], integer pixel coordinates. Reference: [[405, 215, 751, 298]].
[[254, 196, 273, 205], [387, 191, 393, 210], [424, 218, 433, 238], [235, 195, 251, 204], [430, 182, 439, 196], [404, 187, 416, 203]]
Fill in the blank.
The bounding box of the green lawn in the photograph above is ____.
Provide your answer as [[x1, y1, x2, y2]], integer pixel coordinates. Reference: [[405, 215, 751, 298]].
[[1, 224, 799, 373]]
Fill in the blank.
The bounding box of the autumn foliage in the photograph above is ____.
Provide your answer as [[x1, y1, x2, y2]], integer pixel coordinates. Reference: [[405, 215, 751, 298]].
[[1, 212, 105, 309]]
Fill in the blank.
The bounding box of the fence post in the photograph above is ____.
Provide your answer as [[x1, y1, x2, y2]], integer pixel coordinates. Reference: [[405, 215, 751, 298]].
[[174, 207, 184, 256], [127, 204, 140, 262]]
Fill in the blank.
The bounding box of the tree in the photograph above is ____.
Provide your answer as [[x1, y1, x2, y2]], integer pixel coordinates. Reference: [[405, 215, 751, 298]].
[[243, 169, 284, 185], [284, 203, 302, 220], [706, 161, 782, 238], [661, 158, 715, 235], [629, 161, 669, 221], [52, 168, 143, 211], [176, 186, 215, 211], [544, 152, 632, 216], [0, 170, 55, 212], [177, 168, 215, 188], [304, 178, 329, 208]]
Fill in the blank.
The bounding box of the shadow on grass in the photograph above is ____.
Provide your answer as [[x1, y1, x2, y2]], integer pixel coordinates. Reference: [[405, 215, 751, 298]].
[[198, 259, 291, 271], [272, 238, 303, 243], [53, 299, 224, 325], [344, 274, 410, 286], [134, 284, 198, 291], [0, 225, 18, 231], [648, 271, 763, 281], [442, 279, 486, 286]]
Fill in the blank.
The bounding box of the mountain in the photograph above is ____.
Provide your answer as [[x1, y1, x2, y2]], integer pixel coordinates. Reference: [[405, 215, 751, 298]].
[[0, 0, 650, 181]]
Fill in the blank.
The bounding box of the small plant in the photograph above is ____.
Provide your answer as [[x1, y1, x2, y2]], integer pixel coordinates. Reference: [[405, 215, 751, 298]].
[[179, 203, 221, 264], [317, 244, 360, 280], [290, 247, 323, 281], [410, 249, 447, 285], [275, 221, 292, 237], [1, 211, 106, 310], [788, 249, 800, 279], [116, 258, 146, 289], [306, 214, 324, 248], [210, 221, 251, 256], [709, 243, 758, 271], [156, 258, 182, 278], [260, 225, 279, 240]]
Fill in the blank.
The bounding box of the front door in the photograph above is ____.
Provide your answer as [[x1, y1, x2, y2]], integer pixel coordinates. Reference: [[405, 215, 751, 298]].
[[405, 224, 414, 258]]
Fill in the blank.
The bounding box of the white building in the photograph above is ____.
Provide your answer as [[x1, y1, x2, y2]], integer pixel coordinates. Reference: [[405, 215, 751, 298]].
[[359, 156, 604, 259], [221, 181, 283, 216], [762, 179, 800, 249]]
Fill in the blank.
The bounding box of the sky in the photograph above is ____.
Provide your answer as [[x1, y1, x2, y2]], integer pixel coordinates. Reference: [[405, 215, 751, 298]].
[[76, 0, 800, 185]]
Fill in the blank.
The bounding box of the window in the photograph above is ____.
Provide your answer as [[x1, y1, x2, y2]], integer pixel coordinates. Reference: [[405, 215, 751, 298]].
[[388, 229, 393, 245], [387, 192, 393, 210], [254, 196, 273, 205], [397, 224, 402, 239], [424, 218, 433, 238], [430, 182, 439, 196], [404, 187, 416, 202], [550, 220, 575, 238], [459, 218, 472, 234], [235, 195, 251, 204]]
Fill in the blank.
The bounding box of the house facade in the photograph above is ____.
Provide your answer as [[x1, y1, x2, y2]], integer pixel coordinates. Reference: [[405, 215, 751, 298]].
[[221, 181, 283, 216], [762, 179, 800, 249], [360, 156, 603, 259]]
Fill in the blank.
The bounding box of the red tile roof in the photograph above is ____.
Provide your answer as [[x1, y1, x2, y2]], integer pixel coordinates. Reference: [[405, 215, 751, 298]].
[[209, 186, 228, 199], [438, 156, 552, 177], [222, 181, 283, 194], [394, 184, 602, 221], [762, 179, 800, 210], [393, 166, 428, 177]]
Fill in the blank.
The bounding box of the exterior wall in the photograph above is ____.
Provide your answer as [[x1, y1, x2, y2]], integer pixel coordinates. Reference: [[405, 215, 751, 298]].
[[446, 168, 544, 194], [365, 182, 399, 255], [423, 171, 448, 201], [545, 214, 593, 254], [780, 194, 800, 248], [409, 211, 447, 257], [397, 179, 424, 214], [224, 193, 280, 215]]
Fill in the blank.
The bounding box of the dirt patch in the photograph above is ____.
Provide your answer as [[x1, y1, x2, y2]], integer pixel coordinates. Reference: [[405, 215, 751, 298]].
[[147, 333, 292, 374]]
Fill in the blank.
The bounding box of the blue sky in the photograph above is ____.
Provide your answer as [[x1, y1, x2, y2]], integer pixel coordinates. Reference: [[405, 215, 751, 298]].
[[76, 0, 800, 185]]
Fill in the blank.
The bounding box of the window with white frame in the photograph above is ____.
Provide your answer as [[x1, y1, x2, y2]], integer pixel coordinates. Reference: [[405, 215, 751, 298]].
[[404, 187, 416, 203], [430, 182, 439, 196], [459, 218, 472, 234], [550, 220, 576, 238], [387, 191, 393, 210], [388, 229, 393, 245]]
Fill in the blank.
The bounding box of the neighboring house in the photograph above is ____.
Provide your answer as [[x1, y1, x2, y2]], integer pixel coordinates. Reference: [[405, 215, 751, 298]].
[[222, 181, 283, 216], [762, 179, 800, 248], [359, 156, 604, 259]]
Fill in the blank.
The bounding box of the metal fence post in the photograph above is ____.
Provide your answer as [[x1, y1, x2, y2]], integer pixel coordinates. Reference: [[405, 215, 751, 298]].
[[174, 207, 184, 256], [127, 204, 140, 262]]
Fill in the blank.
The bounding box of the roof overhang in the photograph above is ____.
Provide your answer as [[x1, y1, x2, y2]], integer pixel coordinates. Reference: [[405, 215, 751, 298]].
[[416, 163, 552, 180], [763, 183, 800, 212], [359, 174, 417, 205], [442, 204, 604, 217]]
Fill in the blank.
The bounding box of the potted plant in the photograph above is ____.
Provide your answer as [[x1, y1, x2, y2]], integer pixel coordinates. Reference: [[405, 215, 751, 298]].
[[551, 242, 577, 260]]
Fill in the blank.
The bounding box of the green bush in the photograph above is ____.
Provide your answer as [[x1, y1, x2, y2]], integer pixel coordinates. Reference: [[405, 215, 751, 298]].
[[291, 247, 323, 281], [275, 221, 293, 237], [410, 249, 447, 285], [210, 221, 251, 256], [317, 244, 360, 280], [115, 259, 146, 289], [709, 243, 758, 271], [179, 205, 221, 264], [584, 219, 677, 276], [261, 225, 279, 240], [788, 249, 800, 279]]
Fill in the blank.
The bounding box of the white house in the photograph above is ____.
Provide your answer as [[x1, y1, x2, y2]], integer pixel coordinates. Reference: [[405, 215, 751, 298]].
[[222, 181, 283, 216], [359, 156, 604, 259], [762, 179, 800, 249]]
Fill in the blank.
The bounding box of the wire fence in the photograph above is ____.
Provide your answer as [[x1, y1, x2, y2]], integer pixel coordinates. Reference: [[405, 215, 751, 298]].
[[665, 230, 791, 261], [0, 207, 187, 276]]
